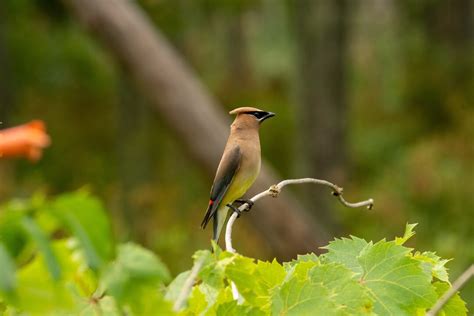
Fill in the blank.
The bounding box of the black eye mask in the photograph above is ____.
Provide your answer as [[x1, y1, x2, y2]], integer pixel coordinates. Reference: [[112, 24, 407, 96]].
[[249, 111, 267, 120]]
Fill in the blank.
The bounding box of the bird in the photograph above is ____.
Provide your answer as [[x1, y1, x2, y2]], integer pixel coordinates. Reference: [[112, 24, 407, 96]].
[[201, 107, 275, 241]]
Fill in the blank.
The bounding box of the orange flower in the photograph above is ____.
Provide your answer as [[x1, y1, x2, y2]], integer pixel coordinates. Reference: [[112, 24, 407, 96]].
[[0, 120, 51, 162]]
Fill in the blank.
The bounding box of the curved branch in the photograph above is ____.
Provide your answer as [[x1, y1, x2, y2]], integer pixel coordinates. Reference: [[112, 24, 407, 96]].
[[225, 178, 374, 255]]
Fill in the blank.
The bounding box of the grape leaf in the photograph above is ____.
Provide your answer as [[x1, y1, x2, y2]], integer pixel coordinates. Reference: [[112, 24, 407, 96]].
[[321, 236, 371, 276], [395, 223, 418, 245], [254, 259, 286, 293], [224, 255, 259, 302], [226, 256, 285, 311], [358, 241, 437, 315], [284, 253, 319, 270], [308, 263, 374, 315], [272, 261, 373, 315], [413, 251, 450, 283], [271, 272, 340, 315], [199, 250, 234, 290]]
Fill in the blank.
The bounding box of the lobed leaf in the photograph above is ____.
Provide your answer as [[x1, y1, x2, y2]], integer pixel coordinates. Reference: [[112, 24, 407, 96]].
[[395, 223, 418, 245], [413, 251, 451, 283], [358, 241, 437, 315], [321, 236, 370, 276], [308, 263, 374, 315]]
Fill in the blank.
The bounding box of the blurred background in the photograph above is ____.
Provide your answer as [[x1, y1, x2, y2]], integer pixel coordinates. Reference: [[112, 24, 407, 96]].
[[0, 0, 473, 308]]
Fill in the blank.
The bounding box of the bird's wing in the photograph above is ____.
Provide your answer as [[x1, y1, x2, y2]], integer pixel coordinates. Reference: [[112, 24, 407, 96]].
[[201, 145, 241, 229]]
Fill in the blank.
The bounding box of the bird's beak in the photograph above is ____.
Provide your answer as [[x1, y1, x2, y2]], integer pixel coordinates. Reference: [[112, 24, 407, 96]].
[[260, 112, 275, 122]]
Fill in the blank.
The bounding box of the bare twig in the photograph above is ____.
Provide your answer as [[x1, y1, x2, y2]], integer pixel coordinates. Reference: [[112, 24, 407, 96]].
[[173, 255, 206, 312], [225, 178, 374, 256], [225, 177, 374, 302], [426, 264, 474, 316]]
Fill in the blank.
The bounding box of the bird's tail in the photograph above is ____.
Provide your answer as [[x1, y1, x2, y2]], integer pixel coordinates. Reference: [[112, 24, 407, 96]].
[[212, 206, 229, 241]]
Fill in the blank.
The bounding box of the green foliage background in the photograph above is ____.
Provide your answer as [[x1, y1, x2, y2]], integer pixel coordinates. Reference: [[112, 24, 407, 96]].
[[0, 0, 473, 312]]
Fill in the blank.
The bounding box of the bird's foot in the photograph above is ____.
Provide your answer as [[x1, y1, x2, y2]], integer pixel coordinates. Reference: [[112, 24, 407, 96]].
[[227, 203, 242, 218], [234, 199, 254, 212]]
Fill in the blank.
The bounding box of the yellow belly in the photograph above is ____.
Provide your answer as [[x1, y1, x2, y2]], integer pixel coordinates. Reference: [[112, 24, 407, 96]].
[[221, 159, 260, 206]]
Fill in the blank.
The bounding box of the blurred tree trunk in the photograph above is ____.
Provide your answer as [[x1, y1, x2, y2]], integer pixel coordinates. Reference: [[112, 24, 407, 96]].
[[292, 0, 348, 233], [63, 0, 333, 259]]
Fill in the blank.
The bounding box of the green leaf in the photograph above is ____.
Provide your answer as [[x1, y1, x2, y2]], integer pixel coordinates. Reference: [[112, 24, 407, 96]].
[[199, 250, 230, 289], [284, 253, 319, 270], [165, 270, 191, 303], [0, 209, 29, 259], [395, 223, 418, 245], [102, 242, 170, 301], [116, 243, 170, 281], [308, 263, 374, 315], [76, 295, 121, 316], [321, 236, 370, 276], [186, 286, 209, 315], [216, 300, 265, 316], [224, 255, 258, 300], [121, 285, 174, 315], [358, 241, 437, 315], [225, 255, 285, 312], [51, 191, 114, 270], [272, 261, 373, 315], [296, 253, 319, 262], [12, 241, 80, 314], [21, 217, 61, 281], [271, 272, 339, 315], [413, 251, 451, 283], [254, 259, 286, 293], [431, 282, 467, 316], [0, 243, 16, 294]]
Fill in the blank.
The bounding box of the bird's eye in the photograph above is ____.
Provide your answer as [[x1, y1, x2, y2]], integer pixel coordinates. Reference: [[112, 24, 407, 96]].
[[251, 112, 266, 119]]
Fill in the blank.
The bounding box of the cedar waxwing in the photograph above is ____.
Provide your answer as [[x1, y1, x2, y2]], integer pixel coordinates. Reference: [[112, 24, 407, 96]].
[[201, 107, 275, 241]]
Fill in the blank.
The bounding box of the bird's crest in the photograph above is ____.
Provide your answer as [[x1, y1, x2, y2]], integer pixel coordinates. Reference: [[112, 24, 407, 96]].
[[229, 107, 263, 115]]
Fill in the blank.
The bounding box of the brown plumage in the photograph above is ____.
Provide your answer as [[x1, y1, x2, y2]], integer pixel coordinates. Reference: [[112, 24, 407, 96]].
[[201, 107, 275, 241]]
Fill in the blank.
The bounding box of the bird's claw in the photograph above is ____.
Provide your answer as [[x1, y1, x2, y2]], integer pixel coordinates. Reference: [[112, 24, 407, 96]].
[[234, 199, 254, 212], [227, 203, 242, 218]]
